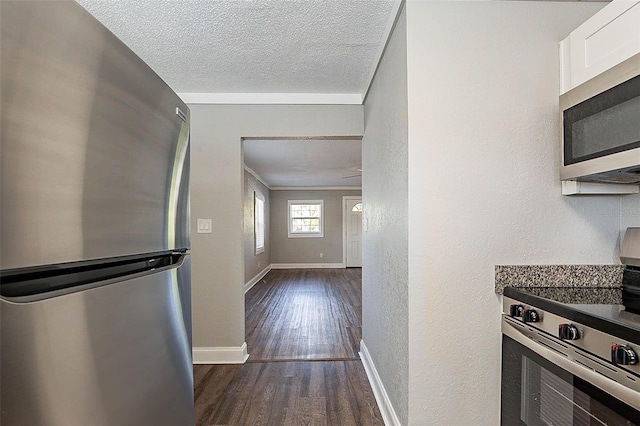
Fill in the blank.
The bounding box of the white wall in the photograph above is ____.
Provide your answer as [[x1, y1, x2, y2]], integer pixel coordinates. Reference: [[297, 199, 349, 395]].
[[362, 5, 409, 424], [621, 195, 640, 240], [190, 105, 363, 350], [404, 1, 611, 424]]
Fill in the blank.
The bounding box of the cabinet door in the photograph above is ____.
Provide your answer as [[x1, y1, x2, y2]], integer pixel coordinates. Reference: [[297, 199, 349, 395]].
[[560, 0, 640, 93]]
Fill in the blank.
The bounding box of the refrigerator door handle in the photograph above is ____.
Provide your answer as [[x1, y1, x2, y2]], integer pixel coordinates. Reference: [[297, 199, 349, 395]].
[[0, 252, 187, 302], [167, 111, 190, 251]]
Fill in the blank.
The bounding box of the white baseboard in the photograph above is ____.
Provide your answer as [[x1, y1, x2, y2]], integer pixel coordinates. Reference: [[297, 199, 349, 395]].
[[193, 342, 249, 364], [359, 340, 401, 426], [270, 262, 345, 269], [244, 265, 272, 293]]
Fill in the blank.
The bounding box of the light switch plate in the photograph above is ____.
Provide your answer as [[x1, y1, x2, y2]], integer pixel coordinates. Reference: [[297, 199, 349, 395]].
[[197, 218, 212, 234]]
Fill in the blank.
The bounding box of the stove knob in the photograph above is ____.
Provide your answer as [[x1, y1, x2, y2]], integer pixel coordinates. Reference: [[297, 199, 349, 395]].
[[558, 324, 580, 340], [509, 304, 524, 317], [522, 309, 540, 323], [612, 345, 638, 366]]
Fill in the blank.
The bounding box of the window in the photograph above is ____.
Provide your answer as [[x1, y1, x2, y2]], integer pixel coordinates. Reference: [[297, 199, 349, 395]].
[[288, 200, 324, 238], [351, 202, 362, 212], [254, 192, 265, 254]]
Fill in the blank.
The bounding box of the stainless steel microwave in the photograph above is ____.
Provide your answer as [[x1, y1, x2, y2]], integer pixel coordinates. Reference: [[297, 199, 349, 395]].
[[560, 53, 640, 184]]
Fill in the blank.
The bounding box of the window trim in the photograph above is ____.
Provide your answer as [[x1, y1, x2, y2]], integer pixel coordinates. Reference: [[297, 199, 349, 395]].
[[288, 199, 324, 238], [254, 192, 265, 254]]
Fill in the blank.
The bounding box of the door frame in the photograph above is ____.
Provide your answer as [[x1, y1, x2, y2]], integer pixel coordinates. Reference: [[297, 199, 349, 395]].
[[342, 195, 362, 267]]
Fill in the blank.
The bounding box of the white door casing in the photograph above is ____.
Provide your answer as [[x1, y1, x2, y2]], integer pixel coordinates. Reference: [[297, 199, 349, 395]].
[[343, 196, 362, 267]]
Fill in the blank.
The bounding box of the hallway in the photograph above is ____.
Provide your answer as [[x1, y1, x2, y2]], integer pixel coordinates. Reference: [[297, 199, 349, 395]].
[[194, 269, 383, 425]]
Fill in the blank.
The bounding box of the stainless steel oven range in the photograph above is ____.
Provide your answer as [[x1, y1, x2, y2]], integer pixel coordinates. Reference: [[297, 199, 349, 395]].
[[501, 287, 639, 425], [501, 229, 640, 425]]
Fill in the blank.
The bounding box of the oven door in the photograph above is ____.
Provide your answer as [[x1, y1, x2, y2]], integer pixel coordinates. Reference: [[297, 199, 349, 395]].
[[502, 334, 639, 425]]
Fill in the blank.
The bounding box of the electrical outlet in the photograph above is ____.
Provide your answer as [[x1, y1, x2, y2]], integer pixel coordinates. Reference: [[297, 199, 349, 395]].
[[319, 253, 324, 258], [258, 261, 261, 268]]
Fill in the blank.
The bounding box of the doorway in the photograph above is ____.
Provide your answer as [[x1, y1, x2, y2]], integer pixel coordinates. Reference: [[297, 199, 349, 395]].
[[343, 196, 362, 267]]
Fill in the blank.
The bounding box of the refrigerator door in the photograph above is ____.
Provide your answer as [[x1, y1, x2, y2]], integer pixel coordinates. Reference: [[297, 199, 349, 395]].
[[0, 258, 194, 425], [0, 1, 190, 270]]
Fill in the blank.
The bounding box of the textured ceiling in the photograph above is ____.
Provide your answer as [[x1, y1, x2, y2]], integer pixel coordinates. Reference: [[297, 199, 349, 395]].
[[244, 139, 362, 188], [76, 0, 397, 95]]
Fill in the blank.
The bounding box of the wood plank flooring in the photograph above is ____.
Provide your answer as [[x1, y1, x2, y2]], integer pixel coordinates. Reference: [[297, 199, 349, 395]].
[[245, 268, 362, 361], [194, 360, 382, 425], [194, 268, 383, 425]]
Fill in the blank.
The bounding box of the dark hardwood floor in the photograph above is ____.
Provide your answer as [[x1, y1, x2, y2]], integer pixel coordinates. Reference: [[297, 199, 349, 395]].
[[194, 268, 383, 425], [194, 360, 381, 425], [246, 268, 362, 361]]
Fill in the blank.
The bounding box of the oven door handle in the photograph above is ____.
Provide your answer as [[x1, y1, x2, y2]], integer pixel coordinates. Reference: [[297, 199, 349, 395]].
[[502, 316, 640, 412]]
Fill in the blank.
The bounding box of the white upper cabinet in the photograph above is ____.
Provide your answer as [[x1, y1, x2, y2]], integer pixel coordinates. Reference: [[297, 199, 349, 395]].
[[560, 0, 640, 94]]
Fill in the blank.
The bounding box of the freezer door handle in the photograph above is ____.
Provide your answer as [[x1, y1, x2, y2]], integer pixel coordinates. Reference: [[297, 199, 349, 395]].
[[0, 251, 186, 302]]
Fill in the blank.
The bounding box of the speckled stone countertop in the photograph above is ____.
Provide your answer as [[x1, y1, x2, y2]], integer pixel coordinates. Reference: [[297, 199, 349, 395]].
[[495, 265, 624, 299]]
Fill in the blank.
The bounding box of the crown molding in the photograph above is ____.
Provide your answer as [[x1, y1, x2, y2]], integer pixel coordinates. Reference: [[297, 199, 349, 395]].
[[178, 92, 363, 105], [243, 164, 271, 189], [243, 166, 363, 191], [270, 186, 361, 191], [362, 0, 404, 103]]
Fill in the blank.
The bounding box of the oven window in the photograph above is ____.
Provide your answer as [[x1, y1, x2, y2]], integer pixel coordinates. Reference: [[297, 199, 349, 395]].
[[502, 335, 639, 425], [563, 74, 640, 165], [520, 357, 633, 425]]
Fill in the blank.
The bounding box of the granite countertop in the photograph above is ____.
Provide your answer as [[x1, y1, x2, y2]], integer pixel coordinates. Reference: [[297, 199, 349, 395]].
[[495, 264, 625, 305]]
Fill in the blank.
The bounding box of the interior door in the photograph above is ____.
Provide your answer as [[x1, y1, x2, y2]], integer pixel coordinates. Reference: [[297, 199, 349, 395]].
[[345, 197, 362, 267]]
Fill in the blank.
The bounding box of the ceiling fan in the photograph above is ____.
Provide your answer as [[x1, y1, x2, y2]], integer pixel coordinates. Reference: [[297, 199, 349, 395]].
[[342, 168, 362, 179]]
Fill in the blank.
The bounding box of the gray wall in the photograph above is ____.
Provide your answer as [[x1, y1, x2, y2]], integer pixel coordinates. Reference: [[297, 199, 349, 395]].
[[404, 2, 610, 424], [270, 189, 361, 264], [362, 5, 409, 424], [243, 170, 270, 284], [190, 104, 363, 349]]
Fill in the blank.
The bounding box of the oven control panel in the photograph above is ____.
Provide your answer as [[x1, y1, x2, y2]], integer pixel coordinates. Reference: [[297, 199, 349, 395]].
[[503, 296, 640, 376]]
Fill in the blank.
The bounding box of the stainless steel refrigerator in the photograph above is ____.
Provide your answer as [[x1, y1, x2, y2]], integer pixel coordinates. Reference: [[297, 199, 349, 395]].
[[1, 2, 193, 425]]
